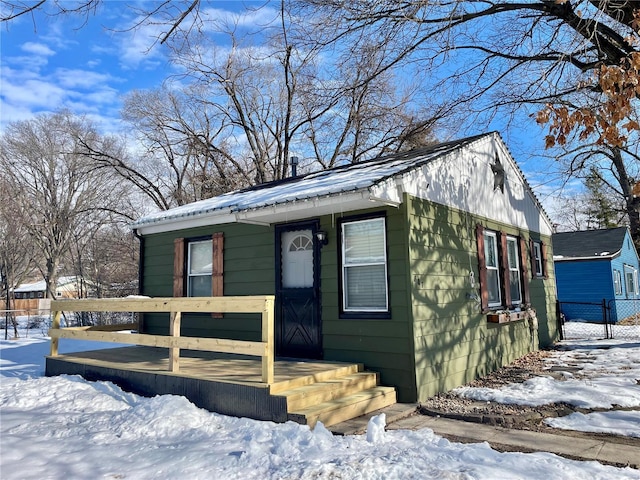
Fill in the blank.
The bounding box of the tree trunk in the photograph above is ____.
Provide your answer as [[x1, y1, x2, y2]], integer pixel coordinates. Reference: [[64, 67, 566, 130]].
[[45, 257, 59, 300], [611, 147, 640, 245]]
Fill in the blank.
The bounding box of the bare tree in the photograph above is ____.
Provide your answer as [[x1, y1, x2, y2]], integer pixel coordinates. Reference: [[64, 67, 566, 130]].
[[0, 110, 131, 299], [291, 0, 640, 239], [165, 3, 443, 183], [0, 175, 37, 338], [1, 0, 199, 45], [121, 87, 251, 206]]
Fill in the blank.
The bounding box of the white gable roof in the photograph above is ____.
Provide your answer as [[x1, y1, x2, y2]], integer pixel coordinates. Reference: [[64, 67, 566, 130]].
[[132, 132, 553, 236]]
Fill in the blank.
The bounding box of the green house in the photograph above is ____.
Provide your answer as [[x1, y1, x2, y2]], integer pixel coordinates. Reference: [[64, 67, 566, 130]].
[[131, 132, 559, 403]]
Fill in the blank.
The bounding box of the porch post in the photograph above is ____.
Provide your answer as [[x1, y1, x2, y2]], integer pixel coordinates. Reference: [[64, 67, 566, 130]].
[[169, 311, 182, 372], [50, 310, 62, 356], [261, 296, 275, 384]]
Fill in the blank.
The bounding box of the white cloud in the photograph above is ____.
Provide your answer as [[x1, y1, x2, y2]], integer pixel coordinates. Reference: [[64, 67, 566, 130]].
[[21, 42, 56, 57], [116, 20, 168, 69], [55, 68, 118, 89]]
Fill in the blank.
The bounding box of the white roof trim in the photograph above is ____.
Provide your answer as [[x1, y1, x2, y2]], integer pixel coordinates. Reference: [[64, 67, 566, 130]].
[[553, 249, 621, 262], [134, 189, 396, 235]]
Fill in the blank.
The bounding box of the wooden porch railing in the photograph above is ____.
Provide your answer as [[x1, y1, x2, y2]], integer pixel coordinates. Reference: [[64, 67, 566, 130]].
[[48, 296, 276, 384]]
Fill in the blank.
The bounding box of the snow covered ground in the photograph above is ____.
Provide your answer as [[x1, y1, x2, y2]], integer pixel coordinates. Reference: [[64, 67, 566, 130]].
[[1, 319, 639, 479], [455, 337, 640, 439]]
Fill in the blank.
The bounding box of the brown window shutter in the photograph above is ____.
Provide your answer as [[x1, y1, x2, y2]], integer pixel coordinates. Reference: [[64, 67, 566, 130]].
[[519, 236, 530, 305], [529, 239, 537, 278], [476, 224, 489, 311], [173, 238, 185, 297], [540, 241, 548, 278], [499, 231, 511, 308], [212, 232, 224, 318]]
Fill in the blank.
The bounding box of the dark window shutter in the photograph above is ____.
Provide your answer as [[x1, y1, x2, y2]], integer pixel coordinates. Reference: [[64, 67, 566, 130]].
[[212, 232, 224, 318], [529, 239, 537, 278], [540, 241, 548, 278], [476, 224, 489, 311], [519, 236, 530, 305], [499, 231, 511, 308], [173, 238, 185, 297]]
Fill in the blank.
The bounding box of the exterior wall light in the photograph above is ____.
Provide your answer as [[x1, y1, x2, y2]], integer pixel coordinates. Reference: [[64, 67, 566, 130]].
[[315, 230, 328, 245]]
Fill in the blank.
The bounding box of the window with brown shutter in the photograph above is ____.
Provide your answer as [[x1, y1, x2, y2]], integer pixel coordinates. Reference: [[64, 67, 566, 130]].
[[530, 239, 547, 279], [174, 234, 225, 306], [476, 226, 531, 314]]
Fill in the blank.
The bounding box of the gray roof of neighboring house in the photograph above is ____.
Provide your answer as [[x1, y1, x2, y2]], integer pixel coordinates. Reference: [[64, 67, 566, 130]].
[[131, 133, 492, 229], [552, 227, 629, 260]]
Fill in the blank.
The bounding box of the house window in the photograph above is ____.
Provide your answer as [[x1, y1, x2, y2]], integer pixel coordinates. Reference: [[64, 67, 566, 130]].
[[187, 239, 213, 297], [341, 216, 389, 313], [483, 230, 502, 308], [614, 270, 623, 295], [477, 225, 530, 313], [174, 233, 223, 300], [532, 242, 543, 277], [507, 236, 522, 305], [624, 265, 638, 297]]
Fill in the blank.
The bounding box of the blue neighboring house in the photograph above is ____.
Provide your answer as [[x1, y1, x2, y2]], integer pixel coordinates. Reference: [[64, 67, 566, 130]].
[[553, 227, 640, 323]]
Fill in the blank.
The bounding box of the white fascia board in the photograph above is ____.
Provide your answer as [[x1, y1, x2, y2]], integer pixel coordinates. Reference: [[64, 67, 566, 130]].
[[237, 189, 399, 224], [369, 177, 403, 206], [136, 190, 403, 235], [134, 211, 237, 235]]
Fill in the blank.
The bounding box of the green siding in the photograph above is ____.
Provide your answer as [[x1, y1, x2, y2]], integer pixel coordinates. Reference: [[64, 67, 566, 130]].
[[139, 193, 559, 405], [318, 206, 417, 403], [141, 223, 274, 340], [406, 194, 559, 401]]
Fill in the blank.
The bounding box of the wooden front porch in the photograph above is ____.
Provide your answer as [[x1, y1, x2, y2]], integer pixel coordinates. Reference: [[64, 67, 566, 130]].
[[45, 296, 396, 427]]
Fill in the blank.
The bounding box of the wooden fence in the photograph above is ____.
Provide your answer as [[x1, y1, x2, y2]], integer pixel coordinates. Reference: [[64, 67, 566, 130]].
[[48, 296, 276, 383]]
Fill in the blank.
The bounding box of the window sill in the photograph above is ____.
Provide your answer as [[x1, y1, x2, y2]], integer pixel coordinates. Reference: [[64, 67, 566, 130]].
[[487, 310, 530, 324], [339, 310, 391, 320]]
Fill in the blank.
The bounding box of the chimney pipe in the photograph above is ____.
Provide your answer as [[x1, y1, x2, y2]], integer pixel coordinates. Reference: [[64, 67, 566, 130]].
[[291, 156, 299, 177]]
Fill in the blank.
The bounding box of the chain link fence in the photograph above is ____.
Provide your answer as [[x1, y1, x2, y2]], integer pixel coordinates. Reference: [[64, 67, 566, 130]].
[[557, 299, 640, 340], [607, 299, 640, 340], [557, 300, 611, 340]]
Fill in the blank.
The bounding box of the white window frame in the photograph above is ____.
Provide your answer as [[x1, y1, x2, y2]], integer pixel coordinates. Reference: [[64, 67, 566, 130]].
[[614, 269, 623, 296], [533, 241, 543, 277], [624, 265, 638, 297], [483, 230, 502, 308], [341, 217, 389, 313], [506, 236, 522, 305], [187, 239, 213, 297]]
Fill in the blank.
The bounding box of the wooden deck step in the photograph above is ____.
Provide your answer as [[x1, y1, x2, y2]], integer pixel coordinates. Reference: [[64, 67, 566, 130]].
[[277, 372, 380, 411], [269, 363, 363, 394], [288, 386, 397, 428]]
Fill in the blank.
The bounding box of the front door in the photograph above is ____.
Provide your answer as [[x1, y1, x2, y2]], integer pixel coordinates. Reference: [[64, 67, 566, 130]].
[[275, 221, 322, 359]]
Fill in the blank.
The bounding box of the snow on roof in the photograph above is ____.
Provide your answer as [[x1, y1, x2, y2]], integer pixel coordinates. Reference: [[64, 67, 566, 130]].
[[131, 134, 490, 230], [552, 227, 630, 260], [14, 276, 82, 293]]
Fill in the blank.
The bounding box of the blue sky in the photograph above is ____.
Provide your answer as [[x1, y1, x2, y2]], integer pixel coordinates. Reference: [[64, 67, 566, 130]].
[[0, 2, 181, 133], [0, 1, 570, 219]]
